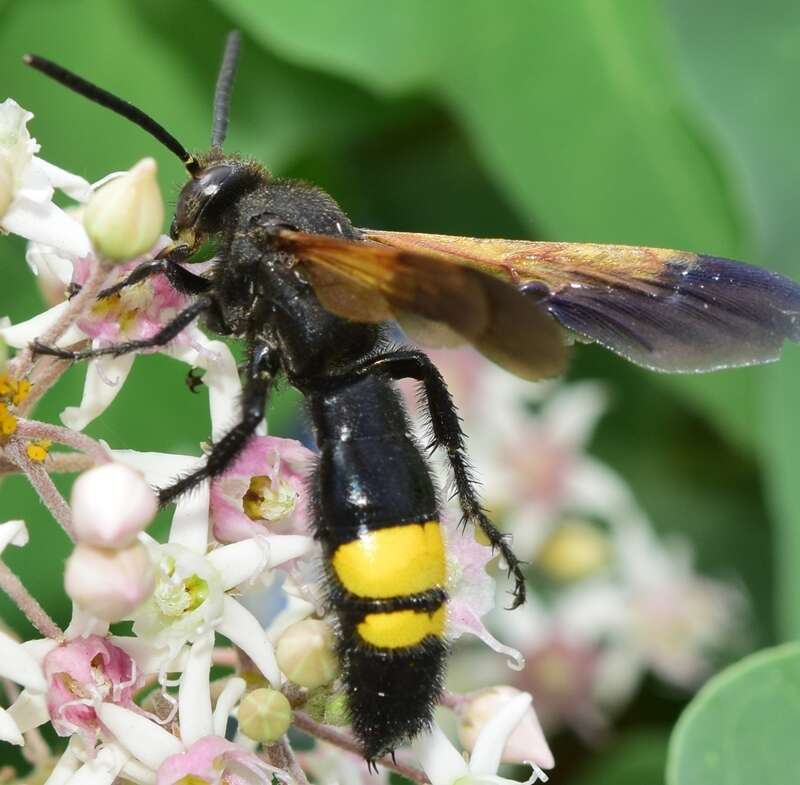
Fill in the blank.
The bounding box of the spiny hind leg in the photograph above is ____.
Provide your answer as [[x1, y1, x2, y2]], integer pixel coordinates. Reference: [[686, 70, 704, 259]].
[[330, 348, 526, 608]]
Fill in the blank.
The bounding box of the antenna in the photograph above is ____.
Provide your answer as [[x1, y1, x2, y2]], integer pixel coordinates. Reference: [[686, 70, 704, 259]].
[[211, 31, 242, 149], [23, 53, 200, 176]]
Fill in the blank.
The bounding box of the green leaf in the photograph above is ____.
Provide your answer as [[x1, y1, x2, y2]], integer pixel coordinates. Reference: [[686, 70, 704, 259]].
[[667, 643, 800, 785], [571, 729, 670, 785], [666, 0, 800, 639], [213, 0, 764, 448]]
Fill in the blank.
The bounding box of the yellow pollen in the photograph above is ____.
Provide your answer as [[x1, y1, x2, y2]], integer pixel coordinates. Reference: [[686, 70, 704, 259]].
[[26, 440, 52, 463]]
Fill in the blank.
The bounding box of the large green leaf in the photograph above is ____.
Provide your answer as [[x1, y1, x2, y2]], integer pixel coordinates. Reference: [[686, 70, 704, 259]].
[[667, 644, 800, 785], [212, 0, 764, 447], [666, 0, 800, 639]]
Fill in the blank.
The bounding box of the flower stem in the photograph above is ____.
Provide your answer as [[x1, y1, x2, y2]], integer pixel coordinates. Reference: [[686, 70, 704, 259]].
[[292, 711, 429, 785], [0, 560, 62, 639], [5, 442, 74, 540], [17, 419, 110, 464], [265, 738, 310, 785]]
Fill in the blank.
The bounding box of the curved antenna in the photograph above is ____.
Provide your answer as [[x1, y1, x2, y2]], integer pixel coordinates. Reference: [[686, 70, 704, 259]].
[[23, 54, 200, 176], [211, 31, 242, 149]]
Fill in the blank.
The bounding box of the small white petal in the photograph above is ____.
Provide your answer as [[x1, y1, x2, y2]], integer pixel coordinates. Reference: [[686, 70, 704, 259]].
[[96, 703, 183, 771], [44, 737, 82, 785], [20, 637, 58, 664], [412, 721, 470, 785], [0, 706, 23, 745], [35, 158, 92, 202], [218, 595, 280, 685], [178, 633, 214, 746], [0, 629, 46, 691], [266, 535, 314, 569], [469, 693, 533, 776], [110, 448, 201, 488], [61, 353, 136, 431], [0, 300, 85, 349], [0, 519, 28, 554], [207, 540, 269, 591], [68, 743, 128, 785], [2, 197, 91, 256], [7, 689, 49, 732], [266, 593, 315, 644], [119, 757, 157, 785], [212, 676, 246, 737], [168, 478, 210, 554]]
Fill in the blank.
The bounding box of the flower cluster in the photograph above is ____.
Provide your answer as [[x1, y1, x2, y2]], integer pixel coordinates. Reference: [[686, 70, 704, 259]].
[[405, 351, 745, 738], [0, 99, 553, 785]]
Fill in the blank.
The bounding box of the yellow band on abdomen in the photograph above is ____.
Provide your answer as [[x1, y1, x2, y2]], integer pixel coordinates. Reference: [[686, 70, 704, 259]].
[[332, 521, 445, 599], [358, 606, 446, 649]]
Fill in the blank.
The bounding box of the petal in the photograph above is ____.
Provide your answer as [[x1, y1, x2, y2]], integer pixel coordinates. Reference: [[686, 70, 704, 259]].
[[0, 300, 85, 349], [67, 743, 129, 785], [449, 603, 525, 671], [60, 353, 136, 432], [266, 535, 314, 569], [110, 449, 201, 489], [469, 693, 533, 776], [0, 706, 23, 745], [166, 337, 243, 442], [20, 637, 58, 665], [212, 676, 246, 737], [412, 721, 470, 785], [108, 636, 169, 675], [2, 197, 91, 256], [35, 158, 92, 202], [96, 703, 183, 771], [177, 633, 214, 746], [168, 478, 210, 554], [217, 596, 280, 685], [44, 737, 83, 785], [0, 629, 46, 691], [206, 540, 269, 591], [119, 757, 157, 785], [7, 688, 49, 733], [0, 519, 29, 554]]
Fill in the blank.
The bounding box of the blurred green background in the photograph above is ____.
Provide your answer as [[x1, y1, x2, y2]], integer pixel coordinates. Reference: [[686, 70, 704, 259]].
[[1, 1, 799, 782]]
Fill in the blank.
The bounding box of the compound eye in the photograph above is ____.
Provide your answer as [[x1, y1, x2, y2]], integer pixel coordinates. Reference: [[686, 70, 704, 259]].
[[173, 165, 235, 234]]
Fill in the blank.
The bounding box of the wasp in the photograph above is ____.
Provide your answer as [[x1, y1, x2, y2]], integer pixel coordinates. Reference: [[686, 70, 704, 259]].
[[25, 33, 800, 760]]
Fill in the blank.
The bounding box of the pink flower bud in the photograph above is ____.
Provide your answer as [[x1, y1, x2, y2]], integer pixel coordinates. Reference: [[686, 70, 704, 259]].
[[457, 686, 554, 769], [71, 463, 158, 548], [65, 542, 154, 621]]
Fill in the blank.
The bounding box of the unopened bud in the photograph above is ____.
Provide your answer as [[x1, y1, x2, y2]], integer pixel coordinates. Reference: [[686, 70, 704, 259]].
[[71, 463, 157, 548], [238, 687, 292, 743], [84, 158, 163, 261], [0, 154, 12, 217], [65, 541, 154, 621], [276, 619, 339, 689], [536, 519, 610, 582], [457, 686, 554, 769]]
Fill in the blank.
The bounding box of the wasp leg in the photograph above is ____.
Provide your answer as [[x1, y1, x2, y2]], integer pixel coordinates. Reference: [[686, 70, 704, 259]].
[[327, 349, 527, 609], [31, 296, 213, 361], [158, 343, 278, 506], [97, 258, 213, 299]]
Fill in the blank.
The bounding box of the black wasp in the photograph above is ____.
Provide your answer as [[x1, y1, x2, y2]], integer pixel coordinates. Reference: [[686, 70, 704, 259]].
[[25, 32, 800, 760]]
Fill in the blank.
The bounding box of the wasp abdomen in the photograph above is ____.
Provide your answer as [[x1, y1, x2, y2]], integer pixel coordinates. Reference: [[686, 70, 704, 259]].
[[309, 375, 448, 758]]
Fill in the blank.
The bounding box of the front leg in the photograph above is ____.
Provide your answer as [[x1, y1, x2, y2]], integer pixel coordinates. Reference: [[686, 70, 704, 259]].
[[158, 343, 278, 505], [325, 348, 527, 608], [32, 296, 213, 361]]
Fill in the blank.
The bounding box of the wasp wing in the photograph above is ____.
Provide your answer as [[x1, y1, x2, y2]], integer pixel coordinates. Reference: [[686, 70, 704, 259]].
[[365, 230, 800, 373], [273, 229, 568, 380]]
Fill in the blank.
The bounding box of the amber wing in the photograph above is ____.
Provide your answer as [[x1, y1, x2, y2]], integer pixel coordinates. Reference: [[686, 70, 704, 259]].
[[272, 229, 568, 380], [364, 230, 800, 373]]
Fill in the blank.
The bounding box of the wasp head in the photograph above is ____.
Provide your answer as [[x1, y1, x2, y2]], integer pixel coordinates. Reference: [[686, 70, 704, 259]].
[[171, 156, 266, 251]]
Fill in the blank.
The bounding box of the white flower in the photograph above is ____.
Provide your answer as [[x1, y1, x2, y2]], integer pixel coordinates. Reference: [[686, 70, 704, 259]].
[[413, 692, 552, 785], [0, 99, 91, 255]]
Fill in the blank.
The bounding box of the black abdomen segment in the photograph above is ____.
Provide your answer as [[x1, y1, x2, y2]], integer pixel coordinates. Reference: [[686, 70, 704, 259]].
[[309, 375, 448, 758]]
